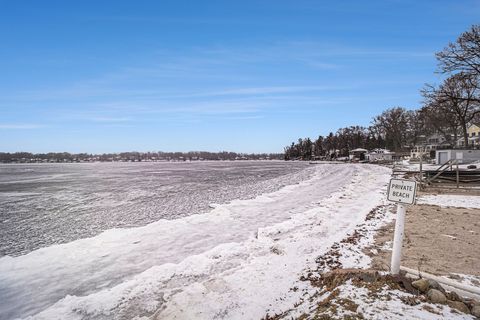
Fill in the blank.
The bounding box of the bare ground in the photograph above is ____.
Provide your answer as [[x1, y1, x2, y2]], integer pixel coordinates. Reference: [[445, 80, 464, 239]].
[[368, 187, 480, 279]]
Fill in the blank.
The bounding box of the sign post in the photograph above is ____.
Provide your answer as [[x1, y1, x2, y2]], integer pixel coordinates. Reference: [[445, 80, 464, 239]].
[[387, 178, 417, 275]]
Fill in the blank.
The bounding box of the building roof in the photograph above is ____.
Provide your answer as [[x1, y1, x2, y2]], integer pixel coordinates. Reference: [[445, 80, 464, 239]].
[[350, 148, 368, 152]]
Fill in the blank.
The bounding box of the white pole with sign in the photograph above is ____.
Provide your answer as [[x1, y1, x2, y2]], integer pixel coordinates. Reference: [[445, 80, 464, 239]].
[[387, 178, 417, 275]]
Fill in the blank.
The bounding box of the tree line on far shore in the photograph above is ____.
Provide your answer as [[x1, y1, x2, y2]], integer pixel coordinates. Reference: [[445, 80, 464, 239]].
[[284, 25, 480, 161], [0, 151, 284, 163]]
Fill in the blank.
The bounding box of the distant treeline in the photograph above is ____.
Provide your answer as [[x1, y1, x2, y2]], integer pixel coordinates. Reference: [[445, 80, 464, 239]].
[[285, 106, 430, 160], [285, 24, 480, 161], [284, 125, 391, 161], [0, 151, 283, 163]]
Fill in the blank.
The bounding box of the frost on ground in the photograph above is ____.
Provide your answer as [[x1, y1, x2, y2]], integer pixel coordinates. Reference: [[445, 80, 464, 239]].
[[417, 194, 480, 209], [281, 273, 476, 320], [444, 274, 480, 289]]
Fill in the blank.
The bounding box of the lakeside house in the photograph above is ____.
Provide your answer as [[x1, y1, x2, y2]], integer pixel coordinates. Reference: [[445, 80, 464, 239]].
[[429, 124, 480, 164], [410, 133, 453, 159], [462, 123, 480, 147], [366, 148, 395, 162], [408, 124, 480, 164], [456, 123, 480, 147]]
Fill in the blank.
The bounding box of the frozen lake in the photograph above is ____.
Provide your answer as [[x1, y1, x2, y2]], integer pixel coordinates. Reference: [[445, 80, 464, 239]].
[[0, 161, 311, 257], [0, 162, 391, 320]]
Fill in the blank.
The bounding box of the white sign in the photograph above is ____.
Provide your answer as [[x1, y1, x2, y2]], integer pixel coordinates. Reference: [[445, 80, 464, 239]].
[[387, 179, 417, 205]]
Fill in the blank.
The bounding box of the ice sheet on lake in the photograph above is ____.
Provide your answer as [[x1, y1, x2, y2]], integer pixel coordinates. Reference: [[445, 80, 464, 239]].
[[0, 161, 312, 256]]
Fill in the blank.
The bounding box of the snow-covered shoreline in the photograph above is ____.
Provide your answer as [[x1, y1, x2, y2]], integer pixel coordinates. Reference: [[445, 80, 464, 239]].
[[0, 164, 394, 319], [4, 163, 479, 319]]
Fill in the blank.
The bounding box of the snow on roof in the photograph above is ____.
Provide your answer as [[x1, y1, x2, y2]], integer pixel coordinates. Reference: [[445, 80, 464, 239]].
[[368, 148, 393, 154], [350, 148, 368, 152]]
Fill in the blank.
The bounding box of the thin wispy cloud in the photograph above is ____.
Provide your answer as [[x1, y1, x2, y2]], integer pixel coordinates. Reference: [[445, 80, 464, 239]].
[[85, 15, 263, 26], [90, 117, 132, 123], [56, 96, 354, 124], [0, 124, 45, 129], [219, 115, 264, 120], [283, 41, 434, 58], [0, 41, 432, 107], [196, 85, 340, 96], [297, 60, 340, 70]]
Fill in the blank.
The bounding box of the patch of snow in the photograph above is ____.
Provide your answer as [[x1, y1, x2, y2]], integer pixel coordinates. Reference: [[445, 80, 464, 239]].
[[441, 234, 457, 240], [444, 273, 480, 289], [336, 205, 395, 270], [284, 278, 476, 320], [380, 240, 393, 251], [417, 195, 480, 209], [339, 280, 474, 320]]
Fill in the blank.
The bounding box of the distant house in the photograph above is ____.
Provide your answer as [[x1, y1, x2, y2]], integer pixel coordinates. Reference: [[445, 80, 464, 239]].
[[366, 149, 395, 162], [410, 133, 453, 159], [467, 123, 480, 146], [456, 123, 480, 147], [349, 148, 368, 161]]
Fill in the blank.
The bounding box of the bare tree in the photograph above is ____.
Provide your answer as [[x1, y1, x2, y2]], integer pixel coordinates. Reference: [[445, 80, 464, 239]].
[[323, 132, 338, 158], [405, 109, 430, 147], [423, 73, 480, 146], [334, 126, 369, 156], [421, 85, 460, 143], [372, 107, 410, 151], [313, 136, 324, 158], [419, 102, 459, 144], [436, 25, 480, 77]]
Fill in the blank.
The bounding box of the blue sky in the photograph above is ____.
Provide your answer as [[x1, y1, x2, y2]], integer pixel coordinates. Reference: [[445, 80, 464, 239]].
[[0, 1, 479, 153]]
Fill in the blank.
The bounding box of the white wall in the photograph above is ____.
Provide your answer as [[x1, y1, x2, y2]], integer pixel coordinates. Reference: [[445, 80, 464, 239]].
[[435, 149, 480, 164]]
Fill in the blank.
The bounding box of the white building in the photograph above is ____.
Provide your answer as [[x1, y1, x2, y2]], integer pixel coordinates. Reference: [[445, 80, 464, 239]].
[[436, 149, 480, 165], [366, 149, 395, 162]]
